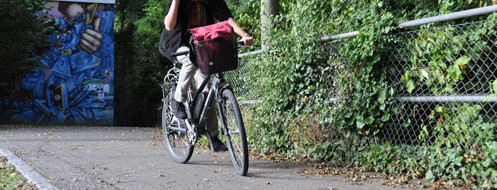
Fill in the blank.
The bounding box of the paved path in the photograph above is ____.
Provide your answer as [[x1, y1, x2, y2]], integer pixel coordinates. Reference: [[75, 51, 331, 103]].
[[0, 126, 403, 190]]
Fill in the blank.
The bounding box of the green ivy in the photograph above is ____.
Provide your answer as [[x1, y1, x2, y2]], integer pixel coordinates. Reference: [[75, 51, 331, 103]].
[[241, 0, 497, 188], [401, 19, 495, 95]]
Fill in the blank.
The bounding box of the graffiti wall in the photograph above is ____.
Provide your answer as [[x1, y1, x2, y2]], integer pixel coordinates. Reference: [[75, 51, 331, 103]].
[[0, 0, 115, 125]]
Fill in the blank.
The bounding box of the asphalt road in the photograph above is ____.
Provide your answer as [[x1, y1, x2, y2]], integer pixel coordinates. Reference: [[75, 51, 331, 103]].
[[0, 126, 404, 190]]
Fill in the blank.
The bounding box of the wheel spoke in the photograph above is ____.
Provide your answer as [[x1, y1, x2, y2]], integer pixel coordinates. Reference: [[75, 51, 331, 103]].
[[162, 88, 194, 163]]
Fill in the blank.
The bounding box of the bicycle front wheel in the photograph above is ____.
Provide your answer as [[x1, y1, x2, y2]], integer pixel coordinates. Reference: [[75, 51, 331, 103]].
[[219, 89, 248, 176], [162, 88, 194, 163]]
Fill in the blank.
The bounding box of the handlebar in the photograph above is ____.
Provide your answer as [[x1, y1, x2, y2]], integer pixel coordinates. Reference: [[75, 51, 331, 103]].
[[171, 50, 189, 57], [237, 41, 246, 47], [171, 41, 249, 57]]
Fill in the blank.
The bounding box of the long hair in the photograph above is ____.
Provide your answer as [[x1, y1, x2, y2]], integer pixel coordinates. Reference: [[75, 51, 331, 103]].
[[189, 0, 206, 27]]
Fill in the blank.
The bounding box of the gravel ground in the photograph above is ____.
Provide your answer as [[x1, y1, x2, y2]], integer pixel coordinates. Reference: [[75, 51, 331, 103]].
[[0, 126, 415, 190]]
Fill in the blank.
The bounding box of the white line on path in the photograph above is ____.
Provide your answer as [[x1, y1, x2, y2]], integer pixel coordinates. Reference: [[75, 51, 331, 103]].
[[0, 149, 57, 190]]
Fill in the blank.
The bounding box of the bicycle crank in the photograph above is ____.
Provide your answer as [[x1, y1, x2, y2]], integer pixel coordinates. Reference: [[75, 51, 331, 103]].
[[184, 119, 198, 145]]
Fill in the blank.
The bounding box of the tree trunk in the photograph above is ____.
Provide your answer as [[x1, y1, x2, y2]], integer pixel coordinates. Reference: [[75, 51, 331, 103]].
[[261, 0, 280, 50]]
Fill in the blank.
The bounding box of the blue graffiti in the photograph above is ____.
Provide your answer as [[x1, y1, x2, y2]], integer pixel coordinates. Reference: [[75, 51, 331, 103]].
[[1, 10, 114, 124]]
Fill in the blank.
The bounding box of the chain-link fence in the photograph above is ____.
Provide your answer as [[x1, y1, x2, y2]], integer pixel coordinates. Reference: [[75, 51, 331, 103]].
[[226, 11, 497, 151], [382, 20, 497, 147], [225, 55, 262, 103]]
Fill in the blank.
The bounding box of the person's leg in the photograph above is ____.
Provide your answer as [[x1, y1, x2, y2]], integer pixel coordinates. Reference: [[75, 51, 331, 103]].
[[205, 101, 225, 152], [172, 46, 196, 119], [174, 46, 196, 102], [192, 65, 226, 151]]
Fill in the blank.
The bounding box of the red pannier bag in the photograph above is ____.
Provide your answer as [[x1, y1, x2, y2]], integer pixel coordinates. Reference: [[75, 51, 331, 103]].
[[189, 21, 238, 74]]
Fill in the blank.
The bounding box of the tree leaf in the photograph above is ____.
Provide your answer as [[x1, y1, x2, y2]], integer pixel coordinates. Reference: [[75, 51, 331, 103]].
[[435, 106, 444, 113], [493, 80, 497, 94], [448, 63, 462, 81], [372, 55, 381, 63], [365, 116, 374, 124], [378, 88, 386, 104], [406, 80, 415, 93], [356, 120, 365, 129], [454, 56, 470, 68], [381, 113, 390, 122], [425, 169, 435, 182], [420, 69, 429, 80]]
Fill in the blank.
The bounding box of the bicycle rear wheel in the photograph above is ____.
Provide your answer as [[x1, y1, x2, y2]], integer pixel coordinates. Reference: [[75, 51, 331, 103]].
[[219, 89, 248, 176], [162, 88, 194, 163]]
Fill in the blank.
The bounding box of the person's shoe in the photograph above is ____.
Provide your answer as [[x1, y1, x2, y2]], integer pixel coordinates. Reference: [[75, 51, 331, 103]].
[[210, 136, 228, 152], [171, 99, 187, 119]]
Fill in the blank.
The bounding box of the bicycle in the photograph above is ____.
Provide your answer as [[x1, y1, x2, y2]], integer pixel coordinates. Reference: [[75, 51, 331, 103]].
[[160, 42, 249, 176]]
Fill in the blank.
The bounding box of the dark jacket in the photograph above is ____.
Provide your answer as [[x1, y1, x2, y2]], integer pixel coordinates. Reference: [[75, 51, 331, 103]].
[[159, 0, 233, 62]]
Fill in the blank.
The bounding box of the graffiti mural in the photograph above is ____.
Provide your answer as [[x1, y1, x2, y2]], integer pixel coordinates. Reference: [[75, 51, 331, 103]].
[[0, 1, 115, 125]]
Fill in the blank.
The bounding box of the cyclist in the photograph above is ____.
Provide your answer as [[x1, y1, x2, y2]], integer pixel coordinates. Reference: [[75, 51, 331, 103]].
[[159, 0, 253, 152]]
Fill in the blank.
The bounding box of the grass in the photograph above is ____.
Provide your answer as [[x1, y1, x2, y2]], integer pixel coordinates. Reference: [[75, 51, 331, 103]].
[[0, 155, 35, 190]]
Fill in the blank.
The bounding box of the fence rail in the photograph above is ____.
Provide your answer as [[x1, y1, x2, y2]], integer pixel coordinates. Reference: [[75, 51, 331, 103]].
[[396, 95, 497, 103], [320, 4, 497, 41], [241, 5, 497, 53]]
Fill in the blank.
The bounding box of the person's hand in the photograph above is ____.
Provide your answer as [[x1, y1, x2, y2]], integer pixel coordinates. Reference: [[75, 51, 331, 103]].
[[79, 17, 103, 54], [240, 35, 254, 46]]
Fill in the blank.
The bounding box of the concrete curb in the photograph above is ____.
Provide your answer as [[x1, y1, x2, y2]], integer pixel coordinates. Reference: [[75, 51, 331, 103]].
[[0, 149, 57, 190]]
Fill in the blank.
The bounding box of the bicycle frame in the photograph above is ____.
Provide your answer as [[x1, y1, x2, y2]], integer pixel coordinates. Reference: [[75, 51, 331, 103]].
[[183, 73, 229, 141]]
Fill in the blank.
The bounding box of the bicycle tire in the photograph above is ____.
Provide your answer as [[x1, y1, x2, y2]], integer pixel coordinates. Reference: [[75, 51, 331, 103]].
[[219, 89, 249, 176], [162, 88, 194, 163]]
